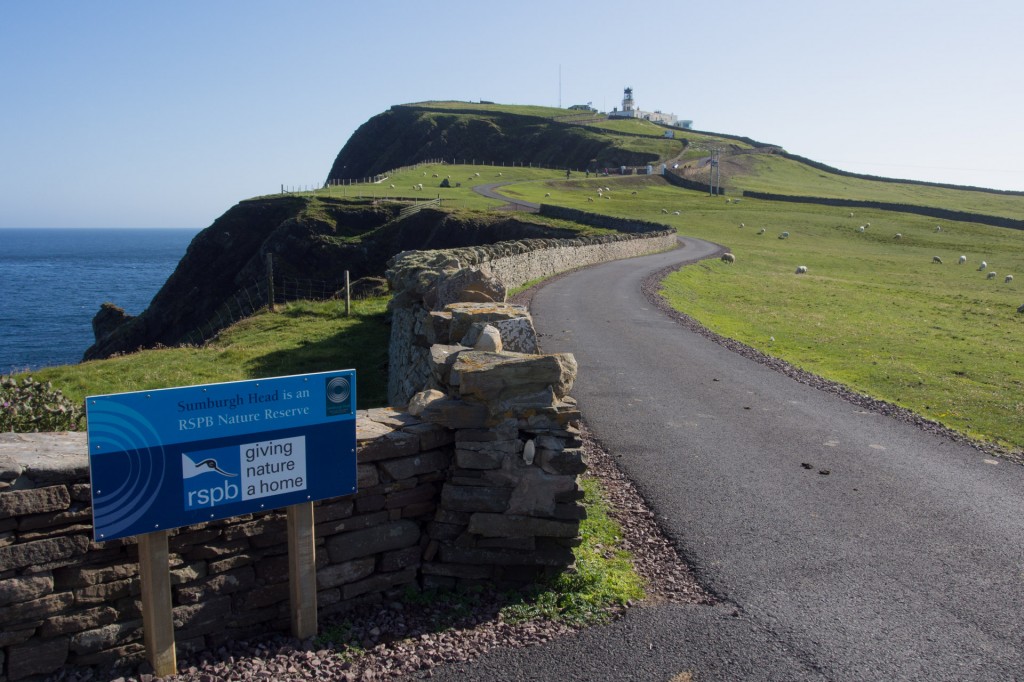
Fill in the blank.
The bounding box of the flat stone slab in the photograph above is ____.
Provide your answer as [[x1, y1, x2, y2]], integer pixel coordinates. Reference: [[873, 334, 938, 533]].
[[0, 432, 89, 485]]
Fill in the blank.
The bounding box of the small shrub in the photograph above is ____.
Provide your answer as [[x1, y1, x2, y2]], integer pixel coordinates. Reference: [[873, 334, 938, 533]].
[[1, 375, 85, 432]]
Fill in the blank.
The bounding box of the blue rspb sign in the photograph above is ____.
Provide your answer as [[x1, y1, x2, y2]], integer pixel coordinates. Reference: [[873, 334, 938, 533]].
[[86, 370, 357, 542]]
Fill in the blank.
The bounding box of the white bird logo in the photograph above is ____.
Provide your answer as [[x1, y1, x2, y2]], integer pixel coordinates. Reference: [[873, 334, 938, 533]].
[[182, 453, 237, 479]]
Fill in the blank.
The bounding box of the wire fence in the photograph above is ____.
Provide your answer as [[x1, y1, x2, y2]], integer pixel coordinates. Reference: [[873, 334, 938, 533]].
[[180, 270, 385, 348]]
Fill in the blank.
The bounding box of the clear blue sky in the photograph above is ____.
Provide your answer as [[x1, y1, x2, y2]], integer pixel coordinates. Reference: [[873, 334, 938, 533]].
[[2, 0, 1022, 228]]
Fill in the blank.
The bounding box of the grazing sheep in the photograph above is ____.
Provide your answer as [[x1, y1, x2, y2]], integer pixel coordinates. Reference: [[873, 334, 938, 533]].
[[978, 261, 988, 271], [958, 255, 967, 264], [894, 233, 903, 240], [987, 271, 997, 280], [631, 190, 638, 195], [721, 252, 736, 263], [423, 172, 427, 176], [935, 225, 942, 232], [475, 172, 481, 177], [865, 222, 871, 228], [432, 173, 439, 178], [544, 193, 551, 197], [604, 195, 610, 199], [662, 208, 669, 214], [849, 212, 855, 217], [605, 187, 611, 191], [498, 172, 503, 176], [739, 222, 745, 228], [672, 210, 681, 215], [758, 228, 766, 235], [1005, 275, 1014, 283], [858, 226, 865, 233], [587, 197, 594, 202], [779, 231, 790, 239], [932, 256, 943, 264], [390, 184, 395, 189], [795, 265, 808, 274]]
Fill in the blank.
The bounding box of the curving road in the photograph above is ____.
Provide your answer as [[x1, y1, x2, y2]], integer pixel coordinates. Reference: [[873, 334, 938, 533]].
[[427, 237, 1024, 681]]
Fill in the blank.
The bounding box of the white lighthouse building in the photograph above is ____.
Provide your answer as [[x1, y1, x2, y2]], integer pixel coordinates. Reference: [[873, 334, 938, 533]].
[[607, 86, 689, 128]]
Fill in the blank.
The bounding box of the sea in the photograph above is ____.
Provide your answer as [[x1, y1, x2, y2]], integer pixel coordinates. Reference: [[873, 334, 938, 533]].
[[0, 228, 201, 373]]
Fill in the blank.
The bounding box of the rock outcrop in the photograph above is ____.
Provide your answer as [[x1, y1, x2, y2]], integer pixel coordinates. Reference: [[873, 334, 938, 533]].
[[83, 199, 577, 361]]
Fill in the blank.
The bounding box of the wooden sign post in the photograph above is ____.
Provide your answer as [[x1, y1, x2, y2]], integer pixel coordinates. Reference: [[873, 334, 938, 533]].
[[138, 530, 177, 677], [287, 502, 318, 639]]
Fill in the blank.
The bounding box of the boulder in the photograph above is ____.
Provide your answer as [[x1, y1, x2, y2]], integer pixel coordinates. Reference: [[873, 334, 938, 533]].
[[407, 389, 446, 417], [472, 325, 503, 352]]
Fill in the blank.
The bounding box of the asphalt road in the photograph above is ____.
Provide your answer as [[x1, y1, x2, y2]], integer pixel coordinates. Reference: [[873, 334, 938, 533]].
[[425, 237, 1024, 681]]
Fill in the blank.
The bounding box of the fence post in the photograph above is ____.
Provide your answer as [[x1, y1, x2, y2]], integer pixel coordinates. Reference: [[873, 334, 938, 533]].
[[344, 270, 351, 317], [266, 253, 275, 312]]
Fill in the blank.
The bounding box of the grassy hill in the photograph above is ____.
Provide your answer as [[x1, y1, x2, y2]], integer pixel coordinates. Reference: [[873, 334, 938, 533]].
[[20, 100, 1024, 455]]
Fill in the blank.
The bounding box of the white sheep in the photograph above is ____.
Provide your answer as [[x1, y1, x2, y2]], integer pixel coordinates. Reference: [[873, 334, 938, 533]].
[[475, 172, 481, 177], [672, 210, 681, 215], [987, 271, 998, 280], [757, 228, 766, 235], [587, 197, 594, 202], [849, 212, 855, 217], [779, 231, 790, 239], [935, 225, 942, 232], [390, 184, 395, 189], [894, 233, 902, 240], [932, 256, 943, 264], [544, 193, 551, 197], [605, 186, 611, 191], [865, 222, 871, 228], [858, 226, 865, 233], [958, 255, 967, 264], [739, 222, 745, 228], [795, 265, 808, 274], [978, 261, 988, 271], [498, 172, 503, 176], [1005, 275, 1014, 283], [661, 208, 669, 214], [604, 195, 610, 199], [721, 252, 736, 263]]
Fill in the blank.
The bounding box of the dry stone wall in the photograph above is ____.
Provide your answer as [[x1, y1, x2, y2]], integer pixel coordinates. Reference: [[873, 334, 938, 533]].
[[386, 213, 676, 406], [0, 359, 584, 679]]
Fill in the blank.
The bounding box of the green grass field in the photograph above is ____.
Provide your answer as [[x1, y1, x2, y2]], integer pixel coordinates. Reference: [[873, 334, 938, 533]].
[[27, 297, 391, 411], [501, 171, 1024, 451]]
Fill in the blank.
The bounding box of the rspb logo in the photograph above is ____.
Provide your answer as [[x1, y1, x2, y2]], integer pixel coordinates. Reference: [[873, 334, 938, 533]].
[[182, 447, 240, 509]]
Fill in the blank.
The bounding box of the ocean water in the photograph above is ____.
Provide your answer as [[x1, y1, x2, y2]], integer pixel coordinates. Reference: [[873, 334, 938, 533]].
[[0, 228, 200, 373]]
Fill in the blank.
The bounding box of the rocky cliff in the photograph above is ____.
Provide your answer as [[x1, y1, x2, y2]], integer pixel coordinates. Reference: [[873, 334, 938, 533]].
[[84, 197, 579, 361], [327, 104, 663, 180]]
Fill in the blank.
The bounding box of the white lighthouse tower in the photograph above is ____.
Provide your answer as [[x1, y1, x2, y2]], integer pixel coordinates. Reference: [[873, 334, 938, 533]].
[[621, 87, 636, 115]]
